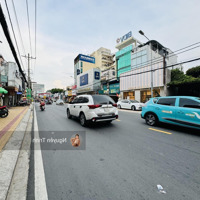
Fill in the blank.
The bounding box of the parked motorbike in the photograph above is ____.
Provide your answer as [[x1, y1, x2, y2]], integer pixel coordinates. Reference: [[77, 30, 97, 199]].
[[0, 106, 9, 118]]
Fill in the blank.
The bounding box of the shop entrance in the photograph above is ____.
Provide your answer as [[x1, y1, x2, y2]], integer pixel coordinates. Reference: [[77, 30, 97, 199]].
[[140, 89, 160, 103]]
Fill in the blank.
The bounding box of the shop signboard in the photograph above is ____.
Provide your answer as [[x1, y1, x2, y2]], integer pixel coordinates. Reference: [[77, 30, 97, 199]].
[[109, 83, 120, 94], [0, 75, 8, 83], [80, 74, 88, 86], [116, 31, 132, 44], [94, 71, 100, 80], [79, 54, 95, 64], [26, 89, 32, 99]]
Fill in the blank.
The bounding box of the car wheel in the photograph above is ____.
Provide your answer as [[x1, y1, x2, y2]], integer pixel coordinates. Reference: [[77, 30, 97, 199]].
[[131, 105, 136, 111], [80, 113, 87, 127], [145, 113, 157, 126], [67, 109, 72, 119], [117, 105, 121, 109]]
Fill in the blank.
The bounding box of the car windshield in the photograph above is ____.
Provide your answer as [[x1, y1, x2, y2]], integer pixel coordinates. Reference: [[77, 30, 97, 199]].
[[92, 95, 115, 105]]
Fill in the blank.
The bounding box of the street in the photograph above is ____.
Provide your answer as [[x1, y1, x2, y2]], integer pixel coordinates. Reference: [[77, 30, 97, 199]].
[[28, 102, 200, 200]]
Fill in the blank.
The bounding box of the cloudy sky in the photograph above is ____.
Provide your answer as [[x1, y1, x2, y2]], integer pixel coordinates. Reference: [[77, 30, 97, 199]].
[[1, 0, 200, 91]]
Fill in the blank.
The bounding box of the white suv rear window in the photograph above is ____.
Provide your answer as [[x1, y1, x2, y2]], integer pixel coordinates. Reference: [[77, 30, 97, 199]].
[[92, 95, 115, 105]]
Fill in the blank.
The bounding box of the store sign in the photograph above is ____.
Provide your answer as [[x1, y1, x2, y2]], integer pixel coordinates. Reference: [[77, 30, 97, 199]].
[[116, 31, 132, 43], [0, 75, 8, 83], [77, 69, 80, 75], [79, 54, 95, 64], [80, 74, 88, 86], [94, 71, 100, 80], [109, 83, 120, 94]]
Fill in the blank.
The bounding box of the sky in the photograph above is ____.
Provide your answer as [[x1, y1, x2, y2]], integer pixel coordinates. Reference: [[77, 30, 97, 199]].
[[0, 0, 200, 91]]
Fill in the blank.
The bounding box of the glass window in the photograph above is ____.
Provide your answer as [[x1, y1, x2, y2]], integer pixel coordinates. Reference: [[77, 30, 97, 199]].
[[92, 95, 115, 105], [179, 98, 200, 109], [141, 55, 147, 64], [137, 51, 142, 57], [82, 97, 89, 103], [77, 97, 84, 103], [157, 98, 176, 106], [130, 100, 139, 103], [72, 97, 79, 104]]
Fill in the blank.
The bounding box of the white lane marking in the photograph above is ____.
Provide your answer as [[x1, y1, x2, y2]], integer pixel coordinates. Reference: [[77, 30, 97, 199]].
[[34, 105, 48, 200]]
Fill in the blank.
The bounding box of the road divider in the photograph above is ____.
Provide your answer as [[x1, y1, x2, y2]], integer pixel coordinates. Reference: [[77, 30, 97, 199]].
[[148, 128, 172, 135]]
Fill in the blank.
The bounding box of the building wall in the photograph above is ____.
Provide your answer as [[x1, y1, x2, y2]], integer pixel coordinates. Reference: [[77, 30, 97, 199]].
[[90, 47, 114, 71], [116, 45, 132, 77]]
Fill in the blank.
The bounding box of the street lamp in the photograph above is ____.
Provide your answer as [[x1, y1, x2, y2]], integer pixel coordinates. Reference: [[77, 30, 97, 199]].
[[139, 30, 153, 98]]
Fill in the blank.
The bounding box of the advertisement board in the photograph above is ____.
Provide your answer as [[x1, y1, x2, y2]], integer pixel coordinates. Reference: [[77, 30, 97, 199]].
[[79, 54, 95, 64], [80, 74, 88, 86], [94, 71, 100, 80]]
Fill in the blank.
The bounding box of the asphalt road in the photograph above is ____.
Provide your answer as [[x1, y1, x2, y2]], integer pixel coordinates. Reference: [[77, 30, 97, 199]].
[[30, 102, 200, 200]]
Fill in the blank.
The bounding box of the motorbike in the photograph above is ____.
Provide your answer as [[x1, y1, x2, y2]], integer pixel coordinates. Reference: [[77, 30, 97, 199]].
[[40, 104, 45, 111], [0, 106, 9, 118]]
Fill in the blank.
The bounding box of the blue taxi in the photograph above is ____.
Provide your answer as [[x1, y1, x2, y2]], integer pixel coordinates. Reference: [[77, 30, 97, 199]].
[[141, 96, 200, 129]]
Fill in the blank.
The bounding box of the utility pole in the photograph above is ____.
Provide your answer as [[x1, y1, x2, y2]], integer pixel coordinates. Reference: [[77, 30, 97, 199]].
[[22, 53, 36, 89], [22, 54, 36, 103]]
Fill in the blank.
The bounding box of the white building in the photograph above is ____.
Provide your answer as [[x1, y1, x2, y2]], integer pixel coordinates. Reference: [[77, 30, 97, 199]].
[[118, 39, 181, 102]]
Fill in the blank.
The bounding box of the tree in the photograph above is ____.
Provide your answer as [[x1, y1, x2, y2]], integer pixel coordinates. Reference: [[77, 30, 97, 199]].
[[49, 88, 64, 94], [186, 66, 200, 78]]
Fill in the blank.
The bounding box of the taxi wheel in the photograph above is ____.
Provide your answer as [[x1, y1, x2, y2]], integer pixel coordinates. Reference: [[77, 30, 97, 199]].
[[118, 105, 121, 109], [145, 113, 157, 126]]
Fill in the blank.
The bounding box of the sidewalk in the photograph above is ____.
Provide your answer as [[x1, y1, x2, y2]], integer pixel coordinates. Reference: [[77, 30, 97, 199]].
[[0, 106, 29, 151]]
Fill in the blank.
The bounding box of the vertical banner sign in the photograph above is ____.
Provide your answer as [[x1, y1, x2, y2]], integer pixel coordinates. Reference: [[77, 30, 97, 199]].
[[26, 89, 32, 99], [94, 71, 100, 80], [80, 74, 88, 86]]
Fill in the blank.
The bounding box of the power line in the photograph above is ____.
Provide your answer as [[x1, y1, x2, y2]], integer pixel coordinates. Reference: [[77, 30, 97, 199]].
[[26, 0, 32, 56], [0, 3, 27, 83], [4, 0, 25, 71], [11, 0, 27, 59], [117, 44, 200, 73], [75, 57, 200, 89]]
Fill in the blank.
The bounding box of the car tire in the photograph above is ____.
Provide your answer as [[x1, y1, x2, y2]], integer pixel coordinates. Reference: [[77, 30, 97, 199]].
[[131, 106, 136, 111], [67, 109, 72, 119], [80, 113, 87, 127], [145, 113, 157, 126], [118, 105, 121, 109]]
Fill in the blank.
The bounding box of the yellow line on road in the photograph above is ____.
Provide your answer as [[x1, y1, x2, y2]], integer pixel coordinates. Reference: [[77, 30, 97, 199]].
[[116, 119, 120, 121], [148, 128, 172, 135]]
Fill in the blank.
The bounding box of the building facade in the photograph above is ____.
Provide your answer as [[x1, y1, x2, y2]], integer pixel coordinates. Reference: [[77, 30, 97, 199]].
[[115, 31, 180, 102], [74, 54, 95, 86]]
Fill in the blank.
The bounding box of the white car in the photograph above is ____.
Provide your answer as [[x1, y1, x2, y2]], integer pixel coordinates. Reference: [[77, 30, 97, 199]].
[[56, 99, 64, 105], [66, 95, 118, 126], [117, 99, 145, 111]]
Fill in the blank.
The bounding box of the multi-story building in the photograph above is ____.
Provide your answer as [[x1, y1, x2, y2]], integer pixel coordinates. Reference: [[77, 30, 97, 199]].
[[115, 31, 180, 102], [2, 62, 23, 106], [90, 47, 115, 71], [74, 54, 95, 86]]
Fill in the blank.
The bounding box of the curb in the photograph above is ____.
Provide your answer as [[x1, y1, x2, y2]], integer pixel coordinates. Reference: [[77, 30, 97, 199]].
[[0, 104, 33, 200]]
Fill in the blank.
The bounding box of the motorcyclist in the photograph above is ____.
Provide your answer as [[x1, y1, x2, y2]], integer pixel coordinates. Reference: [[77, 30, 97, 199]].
[[40, 99, 45, 109]]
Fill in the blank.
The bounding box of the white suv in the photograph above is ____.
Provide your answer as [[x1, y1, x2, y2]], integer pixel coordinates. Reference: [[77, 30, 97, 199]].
[[66, 95, 118, 126]]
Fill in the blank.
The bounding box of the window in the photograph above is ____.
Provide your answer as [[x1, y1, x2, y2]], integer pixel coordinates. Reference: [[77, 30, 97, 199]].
[[82, 97, 89, 103], [72, 97, 79, 104], [77, 97, 84, 103], [92, 95, 115, 105], [157, 98, 176, 106], [179, 98, 200, 109], [130, 100, 139, 103], [122, 100, 129, 103]]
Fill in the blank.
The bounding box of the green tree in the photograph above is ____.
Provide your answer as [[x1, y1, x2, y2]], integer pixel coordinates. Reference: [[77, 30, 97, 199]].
[[49, 88, 64, 94], [186, 66, 200, 78]]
